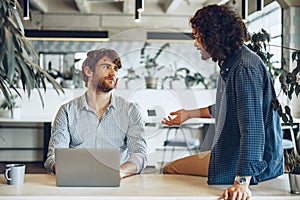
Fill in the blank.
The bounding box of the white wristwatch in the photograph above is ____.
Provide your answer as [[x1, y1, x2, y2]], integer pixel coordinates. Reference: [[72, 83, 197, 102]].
[[234, 176, 249, 185]]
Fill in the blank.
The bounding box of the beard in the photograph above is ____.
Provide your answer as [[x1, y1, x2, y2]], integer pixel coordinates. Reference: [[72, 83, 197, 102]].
[[97, 79, 114, 92], [90, 77, 114, 92], [199, 48, 211, 60]]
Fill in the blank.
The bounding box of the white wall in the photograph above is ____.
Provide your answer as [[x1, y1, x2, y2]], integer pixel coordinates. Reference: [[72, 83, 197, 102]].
[[4, 88, 216, 165]]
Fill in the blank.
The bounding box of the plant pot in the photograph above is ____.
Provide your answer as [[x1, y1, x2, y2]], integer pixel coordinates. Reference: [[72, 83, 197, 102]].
[[61, 80, 75, 89], [288, 173, 300, 194], [0, 109, 10, 118], [0, 108, 21, 119], [145, 76, 158, 89]]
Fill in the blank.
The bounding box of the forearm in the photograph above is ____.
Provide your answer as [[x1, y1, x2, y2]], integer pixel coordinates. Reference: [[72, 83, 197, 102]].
[[44, 135, 57, 172], [199, 107, 212, 118], [127, 106, 148, 173], [186, 107, 212, 118]]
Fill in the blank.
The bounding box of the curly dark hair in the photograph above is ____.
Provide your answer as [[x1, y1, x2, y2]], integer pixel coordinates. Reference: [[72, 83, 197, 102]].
[[190, 5, 248, 63], [81, 48, 122, 86]]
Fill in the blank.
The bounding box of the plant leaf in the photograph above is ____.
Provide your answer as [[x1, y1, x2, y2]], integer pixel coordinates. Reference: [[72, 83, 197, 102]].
[[3, 26, 15, 81]]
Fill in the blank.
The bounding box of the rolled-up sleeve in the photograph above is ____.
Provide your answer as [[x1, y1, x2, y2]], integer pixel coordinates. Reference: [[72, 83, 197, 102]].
[[235, 65, 266, 176], [44, 106, 70, 172], [125, 103, 148, 173]]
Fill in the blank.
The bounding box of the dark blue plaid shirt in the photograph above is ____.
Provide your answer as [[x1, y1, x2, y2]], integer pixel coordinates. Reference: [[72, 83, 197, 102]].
[[208, 45, 284, 185]]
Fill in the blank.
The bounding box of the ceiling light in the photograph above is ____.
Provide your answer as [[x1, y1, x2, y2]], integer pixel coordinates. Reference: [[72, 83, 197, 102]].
[[257, 0, 264, 12], [136, 0, 144, 13], [24, 30, 109, 41], [242, 0, 248, 22], [135, 10, 141, 23], [23, 0, 30, 20]]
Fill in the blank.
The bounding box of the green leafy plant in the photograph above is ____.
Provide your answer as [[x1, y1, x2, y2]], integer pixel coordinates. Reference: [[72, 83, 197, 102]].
[[271, 50, 300, 126], [0, 94, 19, 117], [140, 42, 170, 77], [176, 68, 208, 89], [285, 151, 300, 174], [161, 62, 184, 89], [246, 29, 286, 80], [0, 94, 18, 109], [246, 29, 300, 125], [121, 67, 141, 89], [0, 0, 63, 109]]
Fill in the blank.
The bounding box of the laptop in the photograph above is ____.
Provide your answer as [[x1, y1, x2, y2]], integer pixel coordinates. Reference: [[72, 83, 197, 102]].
[[55, 148, 120, 187]]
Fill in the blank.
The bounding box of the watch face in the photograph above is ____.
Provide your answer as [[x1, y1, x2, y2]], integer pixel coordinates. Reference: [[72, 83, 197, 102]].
[[237, 177, 247, 184]]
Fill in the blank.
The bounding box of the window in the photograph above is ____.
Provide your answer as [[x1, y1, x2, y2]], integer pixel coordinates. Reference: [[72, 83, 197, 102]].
[[247, 1, 282, 69]]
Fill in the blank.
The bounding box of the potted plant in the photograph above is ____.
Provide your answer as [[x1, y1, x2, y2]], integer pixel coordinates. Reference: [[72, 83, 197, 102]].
[[285, 151, 300, 194], [0, 94, 21, 118], [0, 0, 63, 109], [140, 42, 170, 89]]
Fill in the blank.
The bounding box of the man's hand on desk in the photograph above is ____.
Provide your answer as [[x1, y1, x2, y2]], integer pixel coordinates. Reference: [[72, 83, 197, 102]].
[[52, 164, 56, 174], [222, 176, 252, 200], [120, 162, 137, 178], [222, 185, 251, 200]]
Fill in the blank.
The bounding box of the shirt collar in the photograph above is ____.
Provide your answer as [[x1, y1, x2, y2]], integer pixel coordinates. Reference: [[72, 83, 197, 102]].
[[220, 45, 244, 69], [219, 45, 244, 81], [79, 92, 116, 111]]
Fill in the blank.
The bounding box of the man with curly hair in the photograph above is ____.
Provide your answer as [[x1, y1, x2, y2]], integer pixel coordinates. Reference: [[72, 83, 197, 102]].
[[162, 4, 283, 199], [44, 49, 147, 178]]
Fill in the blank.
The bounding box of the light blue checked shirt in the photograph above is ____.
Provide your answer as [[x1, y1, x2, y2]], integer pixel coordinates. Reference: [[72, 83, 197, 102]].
[[44, 93, 147, 173]]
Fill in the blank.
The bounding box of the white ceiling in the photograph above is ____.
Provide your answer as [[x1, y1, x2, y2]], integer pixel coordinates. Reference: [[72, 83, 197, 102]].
[[22, 0, 282, 41], [22, 0, 237, 40]]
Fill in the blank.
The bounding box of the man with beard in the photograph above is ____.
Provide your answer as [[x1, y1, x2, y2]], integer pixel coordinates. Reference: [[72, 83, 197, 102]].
[[44, 49, 147, 178]]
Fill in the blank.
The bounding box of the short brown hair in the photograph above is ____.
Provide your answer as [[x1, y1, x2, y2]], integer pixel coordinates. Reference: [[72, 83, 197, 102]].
[[81, 48, 122, 85]]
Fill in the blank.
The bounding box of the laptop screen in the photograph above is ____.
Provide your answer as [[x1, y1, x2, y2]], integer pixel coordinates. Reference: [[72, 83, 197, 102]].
[[55, 148, 120, 187]]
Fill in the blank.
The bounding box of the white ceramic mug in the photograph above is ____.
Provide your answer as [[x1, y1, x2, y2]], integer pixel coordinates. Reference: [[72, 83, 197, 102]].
[[4, 164, 26, 185]]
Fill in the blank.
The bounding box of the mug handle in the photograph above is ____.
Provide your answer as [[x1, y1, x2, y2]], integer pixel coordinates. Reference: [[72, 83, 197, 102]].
[[4, 168, 12, 181]]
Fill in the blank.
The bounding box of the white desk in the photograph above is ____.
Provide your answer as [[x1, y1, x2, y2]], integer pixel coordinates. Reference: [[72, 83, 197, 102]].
[[0, 174, 298, 199]]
